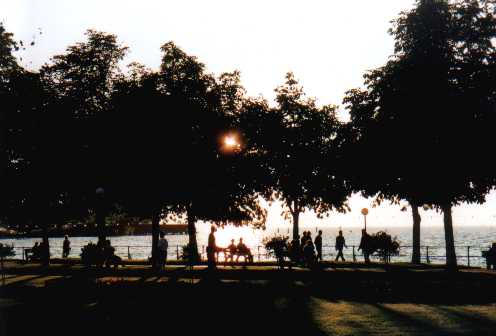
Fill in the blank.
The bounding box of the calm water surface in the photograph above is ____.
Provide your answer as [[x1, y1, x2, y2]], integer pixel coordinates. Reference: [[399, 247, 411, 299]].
[[2, 225, 496, 267]]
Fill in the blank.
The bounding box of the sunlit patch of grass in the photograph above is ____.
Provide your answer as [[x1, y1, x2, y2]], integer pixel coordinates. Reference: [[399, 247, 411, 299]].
[[309, 299, 406, 336], [308, 298, 496, 336], [444, 304, 496, 320]]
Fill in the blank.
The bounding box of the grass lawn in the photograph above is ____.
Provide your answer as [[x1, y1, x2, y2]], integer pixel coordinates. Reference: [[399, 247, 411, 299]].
[[2, 261, 496, 335], [1, 275, 496, 336], [309, 299, 496, 335]]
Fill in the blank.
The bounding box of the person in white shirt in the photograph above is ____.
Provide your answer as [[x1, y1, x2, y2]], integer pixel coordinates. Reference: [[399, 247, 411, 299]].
[[157, 231, 168, 270]]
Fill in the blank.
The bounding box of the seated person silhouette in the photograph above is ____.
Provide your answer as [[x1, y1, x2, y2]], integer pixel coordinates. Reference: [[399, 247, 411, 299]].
[[103, 239, 122, 268], [484, 242, 496, 270], [226, 239, 237, 262], [26, 242, 40, 261], [38, 241, 49, 262], [303, 240, 316, 267], [289, 236, 301, 263], [236, 238, 253, 263]]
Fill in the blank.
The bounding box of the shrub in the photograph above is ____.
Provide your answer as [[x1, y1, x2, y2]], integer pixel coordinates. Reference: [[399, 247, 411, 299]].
[[80, 242, 104, 267], [181, 243, 201, 265], [0, 243, 15, 259], [369, 231, 400, 263], [263, 235, 289, 268]]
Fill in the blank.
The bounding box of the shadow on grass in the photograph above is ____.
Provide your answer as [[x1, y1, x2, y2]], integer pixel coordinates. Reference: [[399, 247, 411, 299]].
[[1, 278, 331, 336], [2, 275, 51, 287], [436, 305, 496, 334], [2, 276, 496, 336], [373, 303, 454, 335]]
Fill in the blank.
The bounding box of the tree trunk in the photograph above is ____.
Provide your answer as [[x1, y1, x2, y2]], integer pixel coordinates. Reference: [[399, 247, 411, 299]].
[[292, 211, 300, 240], [95, 195, 106, 244], [186, 207, 199, 259], [442, 204, 457, 268], [41, 217, 50, 266], [411, 204, 421, 264], [151, 209, 160, 266]]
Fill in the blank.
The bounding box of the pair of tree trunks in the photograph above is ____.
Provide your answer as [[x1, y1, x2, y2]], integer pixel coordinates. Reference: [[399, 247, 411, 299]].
[[151, 207, 199, 265], [410, 204, 457, 267]]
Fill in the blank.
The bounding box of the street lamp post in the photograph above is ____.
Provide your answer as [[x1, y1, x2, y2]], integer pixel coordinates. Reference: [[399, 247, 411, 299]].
[[361, 208, 368, 231], [95, 187, 105, 244]]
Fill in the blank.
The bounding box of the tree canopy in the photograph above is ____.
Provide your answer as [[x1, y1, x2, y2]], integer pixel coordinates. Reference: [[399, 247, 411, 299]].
[[240, 72, 350, 239], [3, 1, 496, 268], [343, 0, 496, 266], [110, 42, 266, 256]]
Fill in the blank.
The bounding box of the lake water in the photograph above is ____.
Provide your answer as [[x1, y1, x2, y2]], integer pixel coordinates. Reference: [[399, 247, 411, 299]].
[[2, 225, 496, 267]]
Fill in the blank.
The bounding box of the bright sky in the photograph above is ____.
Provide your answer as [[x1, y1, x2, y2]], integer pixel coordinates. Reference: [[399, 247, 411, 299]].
[[2, 0, 496, 228]]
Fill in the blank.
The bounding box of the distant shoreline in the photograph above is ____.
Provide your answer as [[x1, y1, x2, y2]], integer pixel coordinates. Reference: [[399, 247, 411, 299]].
[[0, 223, 188, 238]]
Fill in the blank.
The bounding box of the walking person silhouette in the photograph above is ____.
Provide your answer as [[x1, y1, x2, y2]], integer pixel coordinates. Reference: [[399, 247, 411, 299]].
[[358, 229, 371, 263], [314, 230, 323, 261], [335, 230, 347, 262], [207, 225, 218, 270]]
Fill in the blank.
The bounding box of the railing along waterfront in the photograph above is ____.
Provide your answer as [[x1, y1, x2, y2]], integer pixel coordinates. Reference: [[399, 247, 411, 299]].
[[4, 244, 491, 267]]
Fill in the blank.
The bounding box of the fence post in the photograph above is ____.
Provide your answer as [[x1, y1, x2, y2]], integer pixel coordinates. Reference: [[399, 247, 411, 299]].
[[467, 246, 470, 267], [258, 246, 261, 261], [22, 247, 25, 261], [176, 245, 179, 260], [352, 246, 356, 262], [426, 246, 430, 264], [127, 246, 131, 260]]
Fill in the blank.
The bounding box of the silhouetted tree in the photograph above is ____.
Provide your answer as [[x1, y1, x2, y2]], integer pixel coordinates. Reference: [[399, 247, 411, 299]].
[[241, 73, 349, 240], [111, 44, 265, 261], [39, 29, 128, 243], [0, 23, 20, 225], [344, 0, 496, 267], [158, 43, 266, 257], [1, 24, 56, 262]]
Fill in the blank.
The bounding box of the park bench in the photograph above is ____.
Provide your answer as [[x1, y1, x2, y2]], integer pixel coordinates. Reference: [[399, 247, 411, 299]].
[[220, 248, 254, 264], [24, 248, 35, 261], [233, 250, 253, 263], [81, 243, 122, 268], [24, 248, 47, 262]]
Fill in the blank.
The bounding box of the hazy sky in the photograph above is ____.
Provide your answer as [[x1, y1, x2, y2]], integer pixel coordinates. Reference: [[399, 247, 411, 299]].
[[3, 0, 416, 114], [2, 0, 496, 228]]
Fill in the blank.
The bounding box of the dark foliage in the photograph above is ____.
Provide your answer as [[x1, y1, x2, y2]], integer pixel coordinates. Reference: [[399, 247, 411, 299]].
[[343, 0, 496, 266], [368, 231, 400, 263], [263, 235, 290, 267]]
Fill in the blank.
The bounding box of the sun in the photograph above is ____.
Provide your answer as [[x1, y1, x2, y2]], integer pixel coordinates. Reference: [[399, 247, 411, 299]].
[[224, 135, 238, 148], [222, 134, 242, 153]]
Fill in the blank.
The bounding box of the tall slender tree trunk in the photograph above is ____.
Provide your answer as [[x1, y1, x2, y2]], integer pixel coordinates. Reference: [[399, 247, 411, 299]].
[[95, 193, 106, 244], [186, 206, 199, 259], [292, 211, 300, 240], [151, 209, 160, 266], [291, 199, 301, 240], [441, 204, 457, 268], [411, 204, 421, 264], [41, 216, 50, 266], [36, 194, 50, 266]]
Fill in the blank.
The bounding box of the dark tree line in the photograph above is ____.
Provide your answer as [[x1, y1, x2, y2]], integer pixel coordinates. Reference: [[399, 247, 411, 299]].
[[343, 0, 496, 267], [2, 0, 496, 267]]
